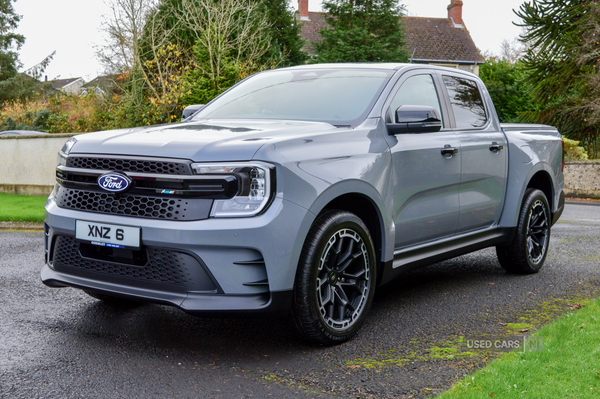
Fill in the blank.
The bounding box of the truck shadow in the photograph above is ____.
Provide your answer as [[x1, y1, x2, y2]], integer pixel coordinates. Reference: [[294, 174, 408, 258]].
[[64, 248, 565, 361]]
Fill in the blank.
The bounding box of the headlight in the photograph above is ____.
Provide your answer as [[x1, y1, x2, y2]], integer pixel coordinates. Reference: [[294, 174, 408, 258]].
[[61, 137, 77, 155], [191, 162, 274, 217], [49, 183, 60, 200], [57, 152, 67, 166], [57, 137, 77, 166]]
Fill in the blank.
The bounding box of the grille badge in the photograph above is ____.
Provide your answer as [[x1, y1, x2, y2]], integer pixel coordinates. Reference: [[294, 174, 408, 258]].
[[97, 173, 132, 193]]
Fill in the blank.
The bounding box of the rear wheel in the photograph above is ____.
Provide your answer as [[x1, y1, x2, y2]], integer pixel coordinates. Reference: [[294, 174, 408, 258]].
[[293, 210, 377, 345], [496, 188, 550, 274]]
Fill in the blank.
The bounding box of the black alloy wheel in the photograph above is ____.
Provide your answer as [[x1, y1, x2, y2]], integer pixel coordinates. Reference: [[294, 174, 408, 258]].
[[497, 188, 551, 274], [526, 198, 550, 264], [293, 210, 377, 345]]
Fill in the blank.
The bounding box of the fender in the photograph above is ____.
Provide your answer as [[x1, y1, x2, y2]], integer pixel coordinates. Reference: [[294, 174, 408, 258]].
[[499, 161, 557, 228], [306, 179, 395, 265]]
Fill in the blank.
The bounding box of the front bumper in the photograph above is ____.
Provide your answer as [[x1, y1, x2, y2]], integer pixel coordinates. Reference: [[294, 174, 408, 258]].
[[42, 195, 313, 315]]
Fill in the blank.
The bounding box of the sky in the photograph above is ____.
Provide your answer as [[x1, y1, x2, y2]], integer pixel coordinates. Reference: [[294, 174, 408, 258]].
[[12, 0, 527, 82]]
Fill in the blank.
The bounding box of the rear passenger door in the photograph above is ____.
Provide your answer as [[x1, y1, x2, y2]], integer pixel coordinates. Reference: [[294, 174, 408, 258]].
[[438, 72, 508, 233]]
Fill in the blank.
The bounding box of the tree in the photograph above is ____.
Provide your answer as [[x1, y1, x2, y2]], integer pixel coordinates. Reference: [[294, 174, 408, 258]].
[[97, 0, 157, 74], [498, 38, 525, 64], [0, 1, 55, 106], [0, 52, 54, 104], [97, 0, 176, 125], [479, 58, 536, 123], [315, 0, 409, 63], [515, 0, 600, 157], [174, 0, 273, 101], [259, 0, 307, 66], [0, 0, 24, 82]]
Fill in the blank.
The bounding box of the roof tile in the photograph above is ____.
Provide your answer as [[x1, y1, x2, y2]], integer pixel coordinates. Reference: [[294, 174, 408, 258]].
[[297, 13, 483, 64]]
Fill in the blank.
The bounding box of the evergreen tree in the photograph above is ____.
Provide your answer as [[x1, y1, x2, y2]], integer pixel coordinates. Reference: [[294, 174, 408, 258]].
[[0, 0, 25, 82], [315, 0, 409, 63], [479, 58, 537, 123], [259, 0, 307, 66], [516, 0, 600, 157]]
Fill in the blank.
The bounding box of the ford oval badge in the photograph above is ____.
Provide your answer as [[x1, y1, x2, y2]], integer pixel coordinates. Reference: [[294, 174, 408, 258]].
[[97, 173, 132, 193]]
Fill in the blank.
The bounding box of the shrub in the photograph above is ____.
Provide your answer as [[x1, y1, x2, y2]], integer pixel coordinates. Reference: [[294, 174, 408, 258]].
[[563, 136, 589, 160]]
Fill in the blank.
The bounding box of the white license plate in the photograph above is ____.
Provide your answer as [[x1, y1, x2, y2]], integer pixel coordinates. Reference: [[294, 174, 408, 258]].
[[75, 220, 141, 249]]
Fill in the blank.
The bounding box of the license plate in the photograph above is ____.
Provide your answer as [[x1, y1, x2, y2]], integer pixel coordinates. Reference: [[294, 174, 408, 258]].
[[75, 220, 141, 249]]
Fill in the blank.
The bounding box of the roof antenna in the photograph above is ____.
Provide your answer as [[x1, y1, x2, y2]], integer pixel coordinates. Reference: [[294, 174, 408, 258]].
[[410, 48, 417, 63]]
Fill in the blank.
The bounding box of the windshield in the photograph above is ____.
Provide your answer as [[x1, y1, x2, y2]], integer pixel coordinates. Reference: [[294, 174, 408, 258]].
[[192, 68, 394, 126]]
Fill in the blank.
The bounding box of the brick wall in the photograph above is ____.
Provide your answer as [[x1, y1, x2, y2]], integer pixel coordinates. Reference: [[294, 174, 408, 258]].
[[564, 161, 600, 199]]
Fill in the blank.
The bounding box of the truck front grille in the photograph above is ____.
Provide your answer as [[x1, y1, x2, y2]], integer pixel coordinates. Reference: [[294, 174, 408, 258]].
[[57, 187, 211, 221], [52, 235, 219, 292], [54, 155, 233, 220], [67, 156, 191, 175], [53, 236, 191, 284]]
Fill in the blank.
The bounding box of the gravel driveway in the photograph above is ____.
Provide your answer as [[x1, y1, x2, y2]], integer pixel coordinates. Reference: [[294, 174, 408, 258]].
[[1, 202, 599, 398]]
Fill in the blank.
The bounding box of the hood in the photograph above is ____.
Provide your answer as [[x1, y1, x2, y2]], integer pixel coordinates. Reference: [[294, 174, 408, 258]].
[[69, 120, 341, 162]]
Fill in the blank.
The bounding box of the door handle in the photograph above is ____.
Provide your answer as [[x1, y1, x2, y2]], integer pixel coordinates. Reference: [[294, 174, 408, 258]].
[[489, 142, 504, 152], [441, 145, 458, 157]]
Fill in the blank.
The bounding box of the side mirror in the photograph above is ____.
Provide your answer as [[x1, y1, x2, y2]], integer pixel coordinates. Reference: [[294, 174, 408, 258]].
[[181, 104, 205, 121], [386, 105, 442, 135]]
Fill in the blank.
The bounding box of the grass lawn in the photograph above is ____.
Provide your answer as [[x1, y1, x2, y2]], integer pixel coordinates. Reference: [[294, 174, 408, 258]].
[[0, 192, 47, 223], [438, 299, 600, 398]]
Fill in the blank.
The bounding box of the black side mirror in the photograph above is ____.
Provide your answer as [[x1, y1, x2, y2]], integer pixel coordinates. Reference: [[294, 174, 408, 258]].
[[181, 104, 205, 121], [386, 105, 442, 135]]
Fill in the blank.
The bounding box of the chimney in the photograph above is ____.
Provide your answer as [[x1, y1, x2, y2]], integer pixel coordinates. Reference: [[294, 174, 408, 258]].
[[447, 0, 464, 27], [299, 0, 309, 21]]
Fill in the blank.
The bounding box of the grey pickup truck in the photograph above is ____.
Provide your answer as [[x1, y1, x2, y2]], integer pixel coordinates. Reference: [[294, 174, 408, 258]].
[[43, 64, 565, 344]]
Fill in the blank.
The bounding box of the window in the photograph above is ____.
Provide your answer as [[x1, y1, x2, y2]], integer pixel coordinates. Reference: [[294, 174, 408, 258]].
[[442, 75, 487, 129], [193, 69, 394, 126], [389, 74, 442, 120]]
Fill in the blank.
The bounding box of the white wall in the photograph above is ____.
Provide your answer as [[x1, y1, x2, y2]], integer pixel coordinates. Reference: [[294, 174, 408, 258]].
[[0, 134, 76, 196]]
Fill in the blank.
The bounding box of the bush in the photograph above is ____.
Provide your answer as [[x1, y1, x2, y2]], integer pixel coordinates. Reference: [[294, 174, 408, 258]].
[[0, 93, 145, 133], [563, 136, 589, 160]]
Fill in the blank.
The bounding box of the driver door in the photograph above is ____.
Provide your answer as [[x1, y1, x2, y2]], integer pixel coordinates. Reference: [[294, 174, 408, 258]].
[[384, 71, 461, 249]]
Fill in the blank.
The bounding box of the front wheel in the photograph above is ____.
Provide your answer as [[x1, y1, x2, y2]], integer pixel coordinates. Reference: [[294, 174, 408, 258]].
[[293, 210, 377, 345], [496, 188, 551, 274]]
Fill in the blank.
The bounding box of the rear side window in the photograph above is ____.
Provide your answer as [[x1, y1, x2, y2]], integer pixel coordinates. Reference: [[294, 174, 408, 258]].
[[442, 75, 487, 129]]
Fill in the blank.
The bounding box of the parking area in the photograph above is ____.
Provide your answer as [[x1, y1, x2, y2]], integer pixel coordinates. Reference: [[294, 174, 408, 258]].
[[1, 202, 599, 398]]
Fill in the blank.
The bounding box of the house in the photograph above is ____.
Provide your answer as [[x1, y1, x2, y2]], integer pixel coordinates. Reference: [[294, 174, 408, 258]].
[[297, 0, 484, 75], [47, 77, 85, 95], [82, 75, 120, 97]]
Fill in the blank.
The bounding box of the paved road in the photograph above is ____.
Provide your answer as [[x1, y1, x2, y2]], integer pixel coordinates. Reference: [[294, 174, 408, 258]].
[[1, 203, 599, 398]]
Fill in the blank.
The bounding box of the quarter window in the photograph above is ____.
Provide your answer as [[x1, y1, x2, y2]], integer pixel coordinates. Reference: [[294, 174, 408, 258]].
[[442, 75, 487, 129]]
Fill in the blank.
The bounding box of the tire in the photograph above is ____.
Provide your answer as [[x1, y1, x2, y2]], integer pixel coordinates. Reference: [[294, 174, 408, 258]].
[[292, 210, 377, 345], [496, 188, 551, 274]]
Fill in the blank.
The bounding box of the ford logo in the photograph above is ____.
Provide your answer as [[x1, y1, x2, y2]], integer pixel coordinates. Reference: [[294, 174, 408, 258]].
[[97, 173, 132, 193]]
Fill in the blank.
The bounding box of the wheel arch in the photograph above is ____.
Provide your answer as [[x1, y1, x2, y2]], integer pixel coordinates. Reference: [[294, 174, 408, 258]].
[[499, 162, 556, 228], [526, 170, 554, 212], [307, 185, 392, 286]]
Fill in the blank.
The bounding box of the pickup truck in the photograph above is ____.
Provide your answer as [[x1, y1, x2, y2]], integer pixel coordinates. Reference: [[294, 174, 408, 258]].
[[42, 64, 565, 344]]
